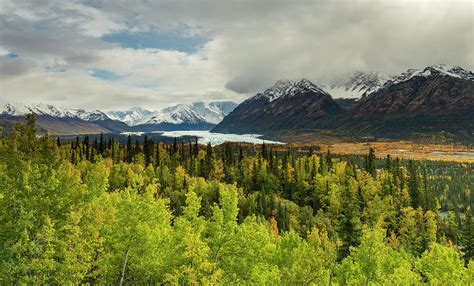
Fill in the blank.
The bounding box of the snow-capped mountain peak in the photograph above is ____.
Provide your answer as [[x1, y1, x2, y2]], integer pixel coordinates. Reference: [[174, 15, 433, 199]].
[[29, 103, 77, 118], [105, 107, 153, 126], [1, 102, 78, 118], [291, 78, 329, 96], [0, 102, 30, 116], [73, 109, 110, 121], [249, 78, 329, 103], [426, 64, 474, 80], [262, 79, 294, 102], [382, 64, 474, 88]]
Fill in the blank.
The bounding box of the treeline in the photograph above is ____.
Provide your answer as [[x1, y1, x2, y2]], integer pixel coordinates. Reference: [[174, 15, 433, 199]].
[[0, 115, 473, 285]]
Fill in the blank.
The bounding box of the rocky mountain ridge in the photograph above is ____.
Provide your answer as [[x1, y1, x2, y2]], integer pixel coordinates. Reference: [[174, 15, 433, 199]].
[[213, 64, 474, 141]]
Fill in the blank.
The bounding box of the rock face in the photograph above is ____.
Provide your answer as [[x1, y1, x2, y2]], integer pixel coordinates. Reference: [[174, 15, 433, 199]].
[[212, 79, 343, 133]]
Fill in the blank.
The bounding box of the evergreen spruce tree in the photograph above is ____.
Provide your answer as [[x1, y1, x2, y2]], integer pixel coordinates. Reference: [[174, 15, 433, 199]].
[[107, 137, 112, 150], [261, 141, 267, 160], [99, 132, 105, 154], [172, 137, 178, 155], [385, 154, 392, 170], [365, 147, 376, 176], [205, 142, 213, 177], [326, 149, 333, 171], [126, 135, 133, 163], [193, 136, 199, 157], [461, 208, 474, 261], [155, 143, 161, 166], [134, 139, 140, 157], [408, 160, 420, 208], [144, 135, 150, 165]]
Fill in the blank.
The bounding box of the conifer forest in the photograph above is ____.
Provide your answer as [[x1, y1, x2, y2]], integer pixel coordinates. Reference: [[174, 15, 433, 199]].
[[0, 115, 472, 285]]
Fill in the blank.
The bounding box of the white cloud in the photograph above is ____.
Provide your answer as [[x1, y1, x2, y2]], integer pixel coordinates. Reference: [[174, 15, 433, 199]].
[[0, 0, 472, 108], [0, 46, 9, 56]]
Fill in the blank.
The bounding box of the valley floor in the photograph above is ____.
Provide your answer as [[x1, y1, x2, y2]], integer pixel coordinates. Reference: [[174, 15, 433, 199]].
[[271, 131, 474, 163], [318, 141, 474, 163]]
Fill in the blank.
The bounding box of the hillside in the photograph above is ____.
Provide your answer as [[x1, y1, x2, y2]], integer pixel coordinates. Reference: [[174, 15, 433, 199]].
[[213, 79, 343, 133]]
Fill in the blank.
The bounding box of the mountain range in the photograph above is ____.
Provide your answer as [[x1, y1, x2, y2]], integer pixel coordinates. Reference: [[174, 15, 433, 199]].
[[2, 64, 472, 141], [0, 101, 237, 135], [213, 64, 474, 141]]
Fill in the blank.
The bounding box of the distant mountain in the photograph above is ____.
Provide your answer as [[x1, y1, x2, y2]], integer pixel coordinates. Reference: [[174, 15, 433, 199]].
[[105, 107, 153, 126], [0, 101, 238, 135], [0, 102, 129, 135], [0, 102, 109, 120], [212, 79, 343, 133], [322, 71, 390, 99], [132, 101, 238, 131]]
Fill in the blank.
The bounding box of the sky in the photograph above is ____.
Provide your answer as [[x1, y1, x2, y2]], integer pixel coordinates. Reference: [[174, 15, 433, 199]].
[[0, 0, 473, 110]]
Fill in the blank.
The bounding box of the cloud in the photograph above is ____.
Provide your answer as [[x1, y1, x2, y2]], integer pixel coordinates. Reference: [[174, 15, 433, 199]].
[[0, 0, 472, 107], [211, 0, 474, 92], [0, 56, 36, 77]]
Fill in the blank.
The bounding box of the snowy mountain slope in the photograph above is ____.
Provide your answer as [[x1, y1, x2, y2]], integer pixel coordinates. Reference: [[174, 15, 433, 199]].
[[105, 107, 153, 126], [72, 109, 110, 121], [380, 64, 474, 89], [0, 102, 76, 118], [139, 101, 238, 126], [0, 102, 109, 121], [322, 71, 390, 99], [0, 102, 32, 116], [247, 78, 330, 103]]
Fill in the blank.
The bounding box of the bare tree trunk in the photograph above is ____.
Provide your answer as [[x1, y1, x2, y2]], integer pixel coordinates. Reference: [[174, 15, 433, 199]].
[[118, 247, 130, 286]]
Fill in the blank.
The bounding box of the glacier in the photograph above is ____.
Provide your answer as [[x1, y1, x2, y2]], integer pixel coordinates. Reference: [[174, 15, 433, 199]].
[[122, 130, 285, 146]]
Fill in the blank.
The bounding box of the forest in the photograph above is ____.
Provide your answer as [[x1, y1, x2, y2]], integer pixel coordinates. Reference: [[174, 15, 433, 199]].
[[0, 115, 473, 285]]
